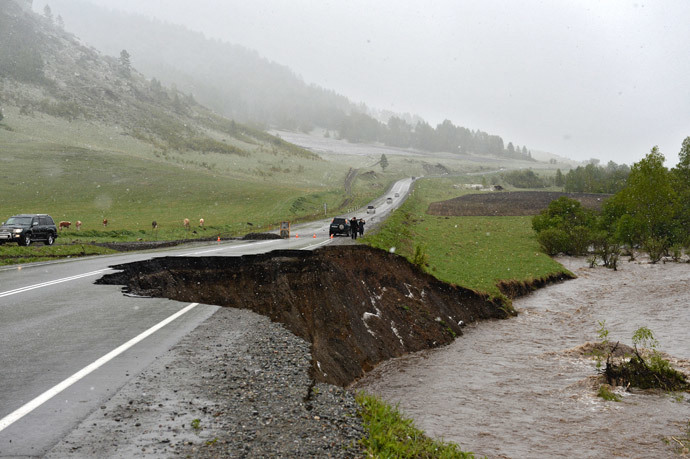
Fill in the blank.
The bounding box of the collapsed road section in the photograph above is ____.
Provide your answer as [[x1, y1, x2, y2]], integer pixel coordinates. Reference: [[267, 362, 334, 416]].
[[97, 245, 510, 386]]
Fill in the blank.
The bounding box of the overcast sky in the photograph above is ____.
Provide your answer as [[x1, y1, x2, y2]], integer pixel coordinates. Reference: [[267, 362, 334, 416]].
[[61, 0, 689, 166]]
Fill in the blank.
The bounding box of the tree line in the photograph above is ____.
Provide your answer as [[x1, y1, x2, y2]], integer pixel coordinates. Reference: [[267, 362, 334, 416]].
[[337, 114, 533, 159], [533, 137, 690, 264], [556, 160, 630, 194]]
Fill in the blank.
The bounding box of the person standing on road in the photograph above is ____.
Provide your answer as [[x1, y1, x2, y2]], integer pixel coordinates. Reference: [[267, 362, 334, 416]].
[[350, 217, 358, 240], [359, 219, 365, 237]]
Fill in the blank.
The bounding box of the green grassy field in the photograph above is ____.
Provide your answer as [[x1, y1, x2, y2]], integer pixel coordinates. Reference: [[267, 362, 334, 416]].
[[363, 177, 570, 298], [0, 142, 389, 242]]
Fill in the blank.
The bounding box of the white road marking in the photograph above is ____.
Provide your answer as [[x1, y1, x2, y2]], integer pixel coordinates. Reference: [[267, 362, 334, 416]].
[[0, 302, 201, 433], [303, 239, 333, 250], [0, 269, 111, 298], [180, 239, 279, 256]]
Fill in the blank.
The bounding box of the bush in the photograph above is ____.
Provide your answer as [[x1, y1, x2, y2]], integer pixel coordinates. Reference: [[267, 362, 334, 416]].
[[570, 225, 592, 256], [536, 227, 570, 256], [592, 231, 621, 269], [601, 327, 689, 392], [411, 244, 429, 269], [502, 169, 548, 188], [643, 237, 666, 263]]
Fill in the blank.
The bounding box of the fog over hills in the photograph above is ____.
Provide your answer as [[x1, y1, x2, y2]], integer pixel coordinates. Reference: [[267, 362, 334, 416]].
[[0, 0, 317, 162], [31, 0, 536, 162], [35, 0, 690, 167]]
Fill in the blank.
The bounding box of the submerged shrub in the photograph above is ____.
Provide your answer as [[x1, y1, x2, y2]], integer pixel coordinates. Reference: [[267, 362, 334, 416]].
[[643, 237, 666, 263], [601, 327, 689, 391]]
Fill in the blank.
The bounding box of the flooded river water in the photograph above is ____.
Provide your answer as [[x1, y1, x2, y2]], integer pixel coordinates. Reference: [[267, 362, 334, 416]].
[[353, 257, 690, 458]]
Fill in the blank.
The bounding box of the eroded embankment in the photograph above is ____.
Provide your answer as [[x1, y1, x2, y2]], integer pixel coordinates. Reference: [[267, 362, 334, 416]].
[[97, 245, 509, 386]]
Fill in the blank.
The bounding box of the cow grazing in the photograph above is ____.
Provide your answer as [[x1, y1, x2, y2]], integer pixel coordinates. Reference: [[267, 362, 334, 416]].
[[183, 218, 190, 229], [75, 221, 82, 231], [102, 218, 108, 227], [152, 220, 158, 230], [199, 218, 204, 227], [58, 221, 71, 230]]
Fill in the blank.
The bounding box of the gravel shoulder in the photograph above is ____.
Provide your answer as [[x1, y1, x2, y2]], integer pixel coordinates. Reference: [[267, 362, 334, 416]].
[[46, 307, 364, 458]]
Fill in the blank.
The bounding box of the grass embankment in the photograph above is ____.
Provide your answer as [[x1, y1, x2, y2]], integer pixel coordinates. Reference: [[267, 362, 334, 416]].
[[357, 394, 475, 458], [363, 177, 571, 299], [0, 244, 118, 266]]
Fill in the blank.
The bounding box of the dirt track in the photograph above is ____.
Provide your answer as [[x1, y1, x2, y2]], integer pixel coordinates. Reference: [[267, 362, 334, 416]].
[[427, 191, 611, 216]]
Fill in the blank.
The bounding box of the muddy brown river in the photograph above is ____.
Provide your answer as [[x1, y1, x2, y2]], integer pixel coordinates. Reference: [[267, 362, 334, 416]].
[[353, 257, 690, 458]]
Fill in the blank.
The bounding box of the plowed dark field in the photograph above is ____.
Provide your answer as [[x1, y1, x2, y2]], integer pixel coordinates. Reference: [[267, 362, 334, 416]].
[[427, 191, 611, 216]]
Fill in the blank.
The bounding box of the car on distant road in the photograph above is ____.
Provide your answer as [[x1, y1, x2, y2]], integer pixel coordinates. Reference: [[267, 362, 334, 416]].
[[386, 197, 393, 204], [394, 192, 400, 197], [0, 214, 58, 246], [329, 217, 351, 237], [366, 205, 376, 214]]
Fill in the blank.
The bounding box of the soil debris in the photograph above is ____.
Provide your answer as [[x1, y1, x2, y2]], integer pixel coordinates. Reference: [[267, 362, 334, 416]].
[[427, 191, 611, 216], [97, 245, 509, 386]]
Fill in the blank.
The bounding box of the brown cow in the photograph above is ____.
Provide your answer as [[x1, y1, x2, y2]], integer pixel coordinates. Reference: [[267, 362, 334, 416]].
[[58, 221, 71, 230], [75, 221, 82, 231], [183, 218, 190, 229], [199, 218, 204, 227], [102, 218, 108, 227]]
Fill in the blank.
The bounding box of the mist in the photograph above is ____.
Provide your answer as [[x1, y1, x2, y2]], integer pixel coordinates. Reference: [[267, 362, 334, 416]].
[[35, 0, 690, 166]]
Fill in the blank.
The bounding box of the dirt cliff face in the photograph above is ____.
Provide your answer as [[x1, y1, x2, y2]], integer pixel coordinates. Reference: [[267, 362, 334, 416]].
[[97, 245, 509, 386]]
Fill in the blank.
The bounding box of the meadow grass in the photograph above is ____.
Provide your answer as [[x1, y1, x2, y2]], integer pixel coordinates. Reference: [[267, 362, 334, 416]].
[[0, 243, 117, 266], [0, 142, 387, 243], [356, 393, 475, 458], [363, 177, 570, 297]]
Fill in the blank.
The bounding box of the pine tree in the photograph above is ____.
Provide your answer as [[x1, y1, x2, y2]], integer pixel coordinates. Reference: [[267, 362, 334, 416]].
[[119, 50, 131, 77], [43, 5, 53, 23], [379, 154, 389, 171]]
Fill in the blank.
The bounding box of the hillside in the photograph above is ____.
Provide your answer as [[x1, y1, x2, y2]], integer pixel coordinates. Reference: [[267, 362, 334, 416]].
[[32, 0, 360, 133], [32, 0, 540, 161], [0, 0, 385, 233], [0, 0, 317, 161]]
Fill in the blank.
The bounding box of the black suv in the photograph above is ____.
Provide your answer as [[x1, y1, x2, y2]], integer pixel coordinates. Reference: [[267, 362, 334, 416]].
[[0, 214, 58, 246], [329, 217, 351, 237]]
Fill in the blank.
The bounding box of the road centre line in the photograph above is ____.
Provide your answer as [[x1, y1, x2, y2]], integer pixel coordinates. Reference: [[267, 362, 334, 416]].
[[303, 239, 333, 250], [181, 239, 278, 256], [0, 269, 111, 298], [0, 302, 201, 433]]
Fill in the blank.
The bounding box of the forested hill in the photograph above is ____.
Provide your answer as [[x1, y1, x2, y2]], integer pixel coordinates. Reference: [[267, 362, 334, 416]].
[[36, 0, 358, 133], [0, 0, 315, 159], [37, 0, 534, 160]]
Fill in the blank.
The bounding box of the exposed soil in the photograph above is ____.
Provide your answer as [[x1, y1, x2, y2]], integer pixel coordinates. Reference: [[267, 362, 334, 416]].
[[97, 245, 510, 387], [427, 191, 611, 216]]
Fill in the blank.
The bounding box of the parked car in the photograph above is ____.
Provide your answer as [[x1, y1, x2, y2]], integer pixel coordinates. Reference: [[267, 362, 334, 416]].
[[0, 214, 58, 246], [329, 217, 351, 237], [366, 205, 376, 214], [386, 197, 393, 204]]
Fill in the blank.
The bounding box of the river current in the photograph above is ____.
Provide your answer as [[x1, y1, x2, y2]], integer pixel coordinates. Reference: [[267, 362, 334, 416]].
[[353, 257, 690, 458]]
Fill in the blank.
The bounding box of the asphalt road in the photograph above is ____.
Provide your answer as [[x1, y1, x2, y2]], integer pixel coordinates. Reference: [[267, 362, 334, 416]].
[[0, 178, 413, 457]]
